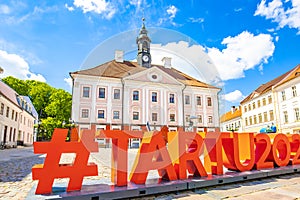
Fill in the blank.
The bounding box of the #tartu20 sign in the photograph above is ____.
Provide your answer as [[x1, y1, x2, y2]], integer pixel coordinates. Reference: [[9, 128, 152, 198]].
[[32, 127, 300, 194]]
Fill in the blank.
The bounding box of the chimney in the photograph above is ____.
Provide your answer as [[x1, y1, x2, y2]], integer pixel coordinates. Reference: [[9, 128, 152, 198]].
[[115, 50, 124, 62], [231, 106, 236, 114], [162, 57, 172, 68]]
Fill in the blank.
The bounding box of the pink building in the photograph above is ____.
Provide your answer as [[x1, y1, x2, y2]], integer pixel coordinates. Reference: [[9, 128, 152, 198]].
[[0, 80, 38, 147], [70, 22, 220, 146]]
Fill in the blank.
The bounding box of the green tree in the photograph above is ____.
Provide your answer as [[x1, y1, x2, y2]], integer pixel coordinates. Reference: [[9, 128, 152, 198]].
[[45, 89, 72, 122], [27, 81, 54, 118], [2, 76, 29, 95], [40, 117, 65, 140], [2, 76, 72, 140]]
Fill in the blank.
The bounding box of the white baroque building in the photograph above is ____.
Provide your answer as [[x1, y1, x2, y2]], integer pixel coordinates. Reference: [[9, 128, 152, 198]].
[[273, 65, 300, 134], [227, 64, 300, 134], [70, 21, 220, 140], [0, 80, 38, 147]]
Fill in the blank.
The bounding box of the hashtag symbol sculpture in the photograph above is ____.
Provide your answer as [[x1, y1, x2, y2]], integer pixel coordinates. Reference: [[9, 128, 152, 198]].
[[32, 128, 98, 194]]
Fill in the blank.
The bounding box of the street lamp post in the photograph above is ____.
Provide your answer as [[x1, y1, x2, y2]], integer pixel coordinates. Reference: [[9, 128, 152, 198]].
[[37, 120, 42, 141]]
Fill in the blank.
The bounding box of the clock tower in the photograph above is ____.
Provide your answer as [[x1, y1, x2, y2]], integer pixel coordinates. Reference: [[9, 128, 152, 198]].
[[137, 18, 151, 68]]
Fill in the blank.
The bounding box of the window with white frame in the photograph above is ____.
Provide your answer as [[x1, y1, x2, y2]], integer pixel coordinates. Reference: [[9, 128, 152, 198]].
[[207, 97, 212, 106], [98, 110, 105, 119], [169, 93, 175, 103], [263, 112, 268, 122], [185, 115, 190, 122], [152, 113, 158, 121], [262, 98, 266, 106], [196, 96, 202, 106], [152, 92, 157, 102], [133, 91, 139, 101], [0, 103, 4, 115], [11, 110, 14, 120], [292, 86, 297, 97], [269, 110, 274, 121], [6, 106, 9, 118], [295, 108, 300, 121], [113, 89, 120, 99], [282, 91, 286, 101], [170, 114, 175, 122], [113, 111, 120, 119], [83, 87, 90, 98], [268, 95, 272, 104], [185, 95, 190, 105], [197, 115, 202, 123], [283, 111, 288, 123], [133, 112, 139, 120], [208, 116, 213, 123], [81, 109, 89, 118], [99, 88, 105, 98]]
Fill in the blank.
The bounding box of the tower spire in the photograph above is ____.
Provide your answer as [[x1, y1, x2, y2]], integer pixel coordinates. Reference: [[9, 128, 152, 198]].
[[136, 18, 152, 68]]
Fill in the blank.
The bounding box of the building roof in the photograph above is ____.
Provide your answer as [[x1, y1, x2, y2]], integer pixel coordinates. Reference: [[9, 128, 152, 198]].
[[0, 80, 19, 107], [70, 60, 219, 89], [20, 96, 38, 119], [274, 64, 300, 88], [220, 106, 242, 123], [240, 64, 300, 104], [0, 80, 38, 119]]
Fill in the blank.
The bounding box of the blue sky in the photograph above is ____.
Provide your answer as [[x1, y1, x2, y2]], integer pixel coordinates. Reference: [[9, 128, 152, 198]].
[[0, 0, 299, 113]]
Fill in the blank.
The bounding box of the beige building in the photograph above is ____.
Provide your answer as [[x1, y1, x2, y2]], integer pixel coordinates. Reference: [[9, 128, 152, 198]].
[[222, 64, 300, 134], [220, 106, 242, 132], [0, 80, 38, 147], [273, 65, 300, 134], [70, 21, 220, 145]]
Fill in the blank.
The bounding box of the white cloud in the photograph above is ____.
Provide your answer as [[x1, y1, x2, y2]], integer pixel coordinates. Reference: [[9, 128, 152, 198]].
[[188, 17, 204, 23], [0, 50, 46, 82], [206, 31, 275, 81], [223, 90, 244, 103], [72, 0, 116, 19], [2, 5, 59, 25], [64, 77, 72, 89], [65, 4, 74, 12], [129, 0, 142, 7], [151, 41, 221, 86], [234, 8, 243, 12], [0, 4, 10, 14], [255, 0, 300, 34], [167, 5, 178, 19]]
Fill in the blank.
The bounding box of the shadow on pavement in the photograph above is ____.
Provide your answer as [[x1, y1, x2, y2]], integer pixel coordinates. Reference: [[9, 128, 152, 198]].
[[0, 155, 45, 182]]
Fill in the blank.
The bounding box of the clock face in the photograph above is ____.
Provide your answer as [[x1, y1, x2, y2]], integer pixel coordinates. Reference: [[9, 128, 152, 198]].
[[142, 55, 149, 62]]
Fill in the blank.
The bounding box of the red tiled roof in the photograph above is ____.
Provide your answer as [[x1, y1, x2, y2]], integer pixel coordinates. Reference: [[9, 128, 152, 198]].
[[220, 106, 242, 122], [70, 60, 219, 89], [240, 64, 300, 104]]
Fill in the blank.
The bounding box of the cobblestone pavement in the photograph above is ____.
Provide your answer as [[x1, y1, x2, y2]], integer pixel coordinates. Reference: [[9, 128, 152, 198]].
[[1, 147, 300, 199]]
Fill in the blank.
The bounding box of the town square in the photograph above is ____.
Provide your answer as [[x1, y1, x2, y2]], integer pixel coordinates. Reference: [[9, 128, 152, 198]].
[[1, 0, 300, 199]]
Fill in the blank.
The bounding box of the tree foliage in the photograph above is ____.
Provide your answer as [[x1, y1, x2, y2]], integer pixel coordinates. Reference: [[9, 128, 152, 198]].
[[45, 89, 72, 121], [2, 76, 72, 140], [1, 76, 29, 95]]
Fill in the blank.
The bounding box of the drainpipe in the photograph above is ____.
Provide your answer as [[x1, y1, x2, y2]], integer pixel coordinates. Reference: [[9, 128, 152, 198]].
[[182, 84, 187, 131], [121, 78, 125, 130]]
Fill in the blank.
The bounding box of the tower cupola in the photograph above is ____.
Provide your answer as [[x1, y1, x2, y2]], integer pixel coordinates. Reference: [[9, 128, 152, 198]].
[[136, 18, 151, 68]]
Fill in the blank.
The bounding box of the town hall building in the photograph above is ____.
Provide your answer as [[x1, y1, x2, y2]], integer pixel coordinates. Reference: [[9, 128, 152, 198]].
[[70, 20, 220, 145]]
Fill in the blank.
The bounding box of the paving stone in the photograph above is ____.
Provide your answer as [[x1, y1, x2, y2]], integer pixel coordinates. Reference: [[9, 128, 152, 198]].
[[3, 147, 300, 199]]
